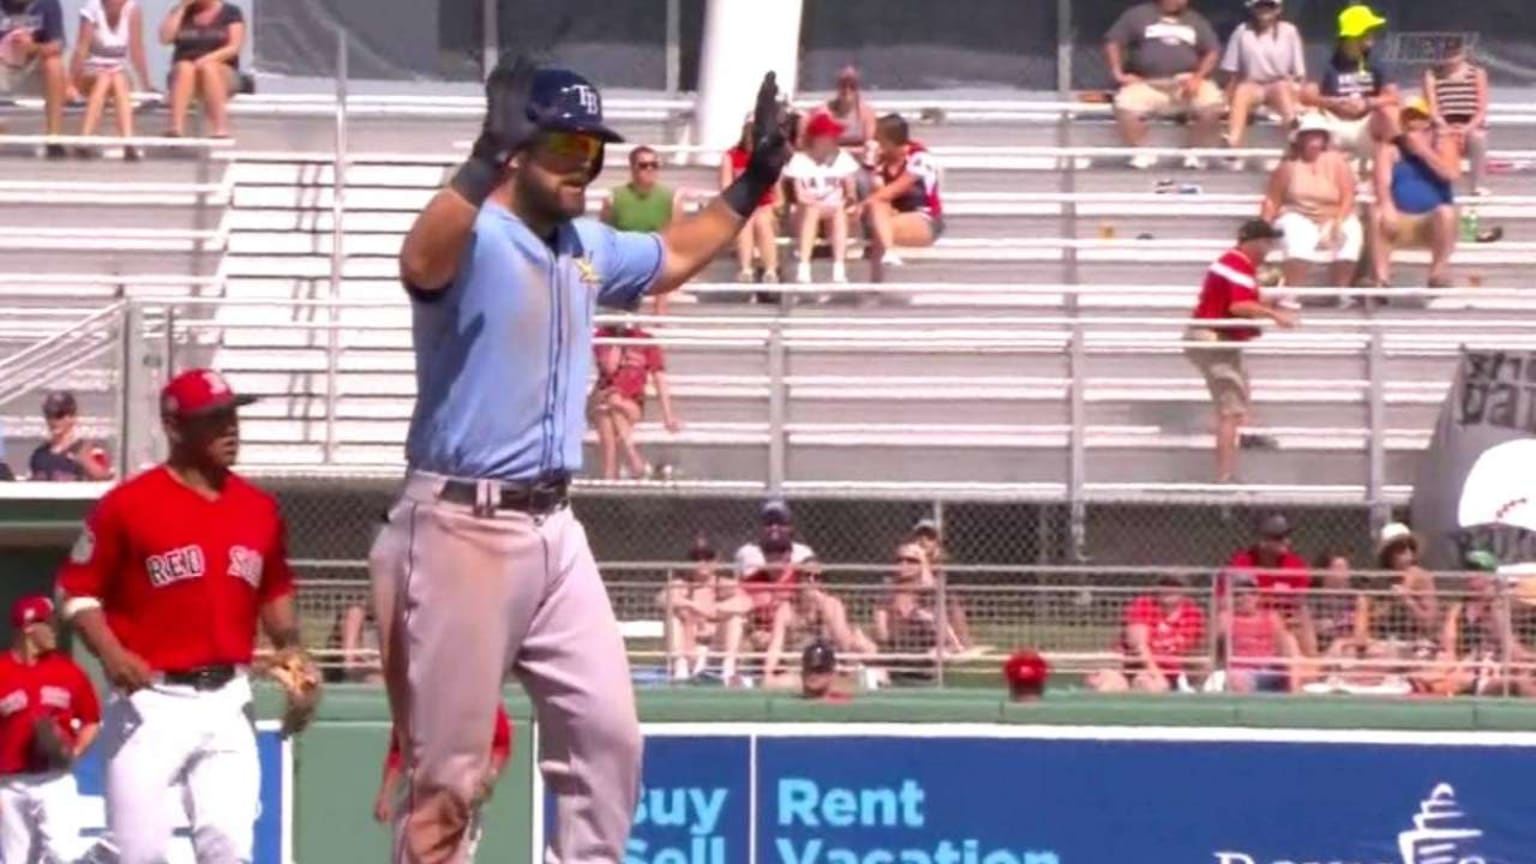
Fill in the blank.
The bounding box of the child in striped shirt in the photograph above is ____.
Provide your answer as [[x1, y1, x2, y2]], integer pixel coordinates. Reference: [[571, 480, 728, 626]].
[[1423, 36, 1490, 196]]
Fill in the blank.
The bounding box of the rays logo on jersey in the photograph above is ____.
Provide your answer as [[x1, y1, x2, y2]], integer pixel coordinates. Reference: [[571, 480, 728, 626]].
[[574, 254, 602, 285]]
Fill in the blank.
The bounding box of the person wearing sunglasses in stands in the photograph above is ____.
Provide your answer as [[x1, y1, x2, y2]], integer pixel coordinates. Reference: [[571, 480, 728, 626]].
[[601, 145, 685, 315]]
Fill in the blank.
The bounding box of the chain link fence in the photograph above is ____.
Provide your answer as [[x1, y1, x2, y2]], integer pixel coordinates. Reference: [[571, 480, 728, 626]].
[[269, 480, 1399, 574], [298, 565, 1536, 699]]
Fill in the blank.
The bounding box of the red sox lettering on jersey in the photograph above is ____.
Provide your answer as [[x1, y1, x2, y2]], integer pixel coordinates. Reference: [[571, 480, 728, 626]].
[[0, 653, 100, 777], [57, 466, 296, 672]]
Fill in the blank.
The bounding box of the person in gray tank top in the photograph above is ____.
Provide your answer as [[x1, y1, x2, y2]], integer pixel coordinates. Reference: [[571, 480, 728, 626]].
[[801, 65, 877, 163]]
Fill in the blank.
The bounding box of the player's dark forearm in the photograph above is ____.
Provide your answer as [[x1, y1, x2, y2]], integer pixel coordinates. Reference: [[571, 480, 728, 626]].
[[260, 595, 303, 650], [653, 198, 749, 293], [399, 189, 481, 294], [70, 607, 129, 663]]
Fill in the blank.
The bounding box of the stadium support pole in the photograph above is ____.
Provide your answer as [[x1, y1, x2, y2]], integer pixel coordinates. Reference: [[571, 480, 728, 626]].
[[482, 0, 499, 78], [665, 0, 681, 95], [1366, 329, 1387, 533], [326, 28, 348, 465], [1056, 0, 1072, 94], [694, 0, 804, 163]]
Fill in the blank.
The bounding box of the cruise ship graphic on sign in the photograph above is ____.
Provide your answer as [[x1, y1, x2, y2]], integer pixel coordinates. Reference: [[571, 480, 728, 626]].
[[1396, 784, 1485, 864]]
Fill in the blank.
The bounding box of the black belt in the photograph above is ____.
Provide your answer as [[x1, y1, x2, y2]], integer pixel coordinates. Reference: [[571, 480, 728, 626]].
[[163, 665, 237, 691], [440, 473, 571, 515]]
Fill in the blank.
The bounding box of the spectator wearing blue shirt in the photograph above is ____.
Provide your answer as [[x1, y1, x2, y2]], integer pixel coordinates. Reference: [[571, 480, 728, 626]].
[[29, 391, 113, 481], [0, 0, 68, 156], [1300, 4, 1399, 160], [1368, 99, 1461, 289]]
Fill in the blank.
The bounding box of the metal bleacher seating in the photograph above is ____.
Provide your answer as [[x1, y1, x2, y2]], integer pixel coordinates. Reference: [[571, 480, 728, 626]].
[[3, 94, 1536, 495]]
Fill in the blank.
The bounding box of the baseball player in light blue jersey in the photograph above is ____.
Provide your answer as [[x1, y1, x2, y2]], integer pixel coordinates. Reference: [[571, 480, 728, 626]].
[[369, 58, 793, 863]]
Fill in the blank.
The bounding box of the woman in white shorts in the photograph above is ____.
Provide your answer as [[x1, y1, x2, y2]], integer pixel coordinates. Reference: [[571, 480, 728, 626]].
[[68, 0, 151, 159], [1260, 113, 1364, 296]]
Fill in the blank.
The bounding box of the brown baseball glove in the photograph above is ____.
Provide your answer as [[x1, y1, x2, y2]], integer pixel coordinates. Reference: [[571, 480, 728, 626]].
[[267, 647, 322, 737], [30, 716, 75, 772]]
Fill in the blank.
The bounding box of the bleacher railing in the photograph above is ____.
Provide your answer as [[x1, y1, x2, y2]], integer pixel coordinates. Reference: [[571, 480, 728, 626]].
[[293, 565, 1536, 697]]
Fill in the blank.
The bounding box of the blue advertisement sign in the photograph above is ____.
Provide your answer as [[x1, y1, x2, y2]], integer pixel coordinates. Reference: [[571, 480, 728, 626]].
[[70, 722, 289, 864], [540, 725, 1536, 864]]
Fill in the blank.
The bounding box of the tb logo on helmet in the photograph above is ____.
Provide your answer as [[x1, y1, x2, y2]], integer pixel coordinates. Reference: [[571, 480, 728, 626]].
[[571, 84, 600, 115]]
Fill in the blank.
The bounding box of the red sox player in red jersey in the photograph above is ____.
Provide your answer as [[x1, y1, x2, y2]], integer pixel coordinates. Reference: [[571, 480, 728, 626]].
[[55, 368, 318, 864], [0, 596, 101, 864]]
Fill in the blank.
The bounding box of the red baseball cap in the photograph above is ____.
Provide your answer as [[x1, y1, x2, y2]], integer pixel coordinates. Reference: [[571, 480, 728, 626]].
[[1003, 649, 1050, 696], [160, 369, 257, 418], [10, 596, 54, 629], [805, 112, 845, 141]]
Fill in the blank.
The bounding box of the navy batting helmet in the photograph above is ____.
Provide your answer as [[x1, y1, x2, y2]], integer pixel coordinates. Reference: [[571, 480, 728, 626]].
[[526, 68, 624, 144]]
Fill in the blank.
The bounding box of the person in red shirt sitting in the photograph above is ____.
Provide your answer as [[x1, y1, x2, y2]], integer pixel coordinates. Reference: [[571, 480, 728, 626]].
[[1219, 573, 1300, 693], [589, 317, 681, 480], [721, 113, 782, 286], [1184, 219, 1299, 484], [375, 703, 512, 833], [1223, 513, 1312, 616], [1090, 575, 1209, 692], [0, 596, 102, 864]]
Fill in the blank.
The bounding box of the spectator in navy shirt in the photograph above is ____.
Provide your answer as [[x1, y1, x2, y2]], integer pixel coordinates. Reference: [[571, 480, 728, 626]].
[[159, 0, 244, 138], [30, 391, 113, 481], [0, 0, 68, 156], [1300, 3, 1399, 160]]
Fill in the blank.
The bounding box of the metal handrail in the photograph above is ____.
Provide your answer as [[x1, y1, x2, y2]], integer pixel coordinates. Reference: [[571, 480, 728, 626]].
[[0, 303, 124, 400]]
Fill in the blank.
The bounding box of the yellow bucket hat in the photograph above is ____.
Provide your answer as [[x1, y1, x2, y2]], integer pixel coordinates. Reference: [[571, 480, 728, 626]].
[[1338, 4, 1387, 39]]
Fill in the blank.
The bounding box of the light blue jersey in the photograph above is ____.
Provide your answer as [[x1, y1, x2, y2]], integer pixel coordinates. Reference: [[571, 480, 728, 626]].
[[404, 202, 665, 480]]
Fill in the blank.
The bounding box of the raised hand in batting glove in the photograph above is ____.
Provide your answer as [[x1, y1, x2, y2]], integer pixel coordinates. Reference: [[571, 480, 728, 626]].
[[266, 646, 321, 738], [453, 55, 540, 207], [746, 71, 794, 182], [722, 71, 795, 218]]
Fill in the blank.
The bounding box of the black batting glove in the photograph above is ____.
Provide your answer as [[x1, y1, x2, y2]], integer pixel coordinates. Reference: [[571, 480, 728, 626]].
[[454, 55, 540, 207], [745, 71, 794, 182], [722, 71, 795, 218]]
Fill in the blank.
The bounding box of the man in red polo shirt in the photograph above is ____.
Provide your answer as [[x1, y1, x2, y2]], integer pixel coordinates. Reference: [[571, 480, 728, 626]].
[[55, 368, 319, 864], [1224, 513, 1312, 615], [1184, 219, 1298, 483], [0, 596, 101, 864]]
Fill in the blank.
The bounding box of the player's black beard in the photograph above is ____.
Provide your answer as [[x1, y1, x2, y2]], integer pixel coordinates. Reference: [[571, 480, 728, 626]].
[[514, 171, 586, 232]]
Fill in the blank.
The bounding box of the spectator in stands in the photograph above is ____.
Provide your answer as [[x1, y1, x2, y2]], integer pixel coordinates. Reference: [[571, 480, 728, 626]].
[[1300, 4, 1396, 160], [1220, 0, 1304, 159], [872, 542, 965, 683], [1089, 575, 1208, 693], [1224, 513, 1311, 614], [70, 0, 151, 160], [1220, 572, 1299, 692], [761, 560, 878, 689], [1366, 522, 1440, 649], [801, 65, 877, 164], [1368, 99, 1461, 289], [1295, 550, 1367, 659], [786, 112, 859, 285], [735, 499, 817, 643], [909, 518, 976, 651], [0, 0, 68, 157], [1104, 0, 1224, 170], [1431, 549, 1532, 696], [735, 498, 817, 577], [658, 535, 751, 683], [1184, 220, 1297, 484], [589, 320, 680, 481], [1261, 113, 1364, 294], [861, 113, 942, 282], [30, 391, 112, 481], [601, 145, 680, 234], [324, 600, 382, 684], [1423, 36, 1490, 198], [160, 0, 244, 139], [722, 114, 781, 285]]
